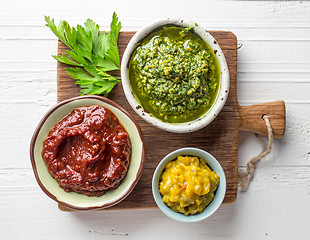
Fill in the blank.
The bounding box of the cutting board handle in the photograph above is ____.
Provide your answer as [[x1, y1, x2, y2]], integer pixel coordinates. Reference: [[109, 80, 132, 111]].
[[239, 100, 286, 138]]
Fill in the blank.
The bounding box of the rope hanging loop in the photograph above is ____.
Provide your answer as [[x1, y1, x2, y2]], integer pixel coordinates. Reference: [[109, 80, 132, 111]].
[[238, 115, 273, 191]]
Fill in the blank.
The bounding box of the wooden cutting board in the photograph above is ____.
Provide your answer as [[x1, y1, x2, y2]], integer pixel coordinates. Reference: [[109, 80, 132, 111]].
[[56, 31, 285, 211]]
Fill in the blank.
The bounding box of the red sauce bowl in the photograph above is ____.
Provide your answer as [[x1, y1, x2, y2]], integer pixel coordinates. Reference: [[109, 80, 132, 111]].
[[30, 96, 145, 211]]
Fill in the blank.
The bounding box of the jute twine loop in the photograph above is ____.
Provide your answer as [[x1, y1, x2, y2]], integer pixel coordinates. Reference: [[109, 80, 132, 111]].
[[238, 115, 273, 191]]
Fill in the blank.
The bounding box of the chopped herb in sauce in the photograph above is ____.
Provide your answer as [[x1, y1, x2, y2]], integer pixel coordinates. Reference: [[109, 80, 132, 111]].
[[129, 26, 220, 123]]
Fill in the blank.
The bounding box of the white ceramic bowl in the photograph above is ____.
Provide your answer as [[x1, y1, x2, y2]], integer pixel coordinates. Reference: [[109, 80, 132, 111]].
[[152, 148, 226, 222], [121, 18, 230, 133], [30, 96, 145, 211]]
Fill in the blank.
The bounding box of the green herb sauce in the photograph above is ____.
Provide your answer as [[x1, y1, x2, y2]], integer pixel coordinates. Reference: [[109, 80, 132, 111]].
[[129, 26, 220, 123]]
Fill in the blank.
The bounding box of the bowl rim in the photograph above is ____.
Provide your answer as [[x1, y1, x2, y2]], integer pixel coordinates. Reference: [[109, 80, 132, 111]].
[[30, 95, 145, 211], [121, 18, 230, 133], [152, 147, 226, 222]]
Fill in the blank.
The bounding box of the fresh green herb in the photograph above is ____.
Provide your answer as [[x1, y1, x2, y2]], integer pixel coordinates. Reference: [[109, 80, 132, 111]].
[[45, 13, 122, 96]]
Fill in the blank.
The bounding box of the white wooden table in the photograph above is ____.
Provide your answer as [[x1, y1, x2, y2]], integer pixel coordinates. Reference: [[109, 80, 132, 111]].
[[1, 0, 310, 239]]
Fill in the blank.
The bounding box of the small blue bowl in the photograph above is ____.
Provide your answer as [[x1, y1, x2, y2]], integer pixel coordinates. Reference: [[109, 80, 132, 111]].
[[152, 147, 226, 222]]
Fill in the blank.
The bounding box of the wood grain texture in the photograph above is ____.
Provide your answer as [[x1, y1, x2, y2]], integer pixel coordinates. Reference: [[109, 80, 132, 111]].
[[56, 31, 238, 210], [1, 1, 310, 239], [239, 100, 286, 138]]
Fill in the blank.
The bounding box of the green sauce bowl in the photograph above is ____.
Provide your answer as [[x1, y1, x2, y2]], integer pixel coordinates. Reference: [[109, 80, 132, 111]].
[[121, 19, 230, 133]]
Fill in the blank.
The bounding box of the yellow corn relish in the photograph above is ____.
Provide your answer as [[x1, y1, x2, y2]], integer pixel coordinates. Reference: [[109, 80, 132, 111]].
[[159, 155, 219, 215]]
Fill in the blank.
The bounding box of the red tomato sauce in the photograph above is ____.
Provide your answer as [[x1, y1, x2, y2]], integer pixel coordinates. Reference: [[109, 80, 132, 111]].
[[41, 105, 131, 196]]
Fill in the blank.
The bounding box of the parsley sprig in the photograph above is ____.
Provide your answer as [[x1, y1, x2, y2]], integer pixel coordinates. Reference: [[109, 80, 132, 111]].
[[45, 13, 122, 96]]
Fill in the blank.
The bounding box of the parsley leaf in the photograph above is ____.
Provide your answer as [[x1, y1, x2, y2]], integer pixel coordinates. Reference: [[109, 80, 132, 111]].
[[45, 13, 122, 96]]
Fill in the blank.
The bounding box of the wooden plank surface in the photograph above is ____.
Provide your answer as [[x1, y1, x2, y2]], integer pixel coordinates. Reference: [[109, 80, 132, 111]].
[[2, 1, 310, 239], [57, 31, 238, 209]]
